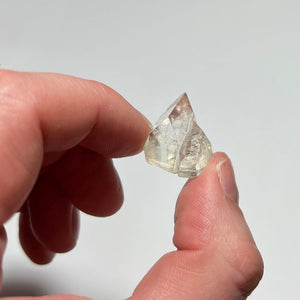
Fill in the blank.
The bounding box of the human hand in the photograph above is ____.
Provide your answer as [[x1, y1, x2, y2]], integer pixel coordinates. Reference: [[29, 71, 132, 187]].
[[0, 70, 263, 300]]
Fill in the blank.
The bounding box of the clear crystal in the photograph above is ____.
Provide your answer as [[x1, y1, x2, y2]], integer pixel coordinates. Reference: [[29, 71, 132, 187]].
[[144, 93, 212, 178]]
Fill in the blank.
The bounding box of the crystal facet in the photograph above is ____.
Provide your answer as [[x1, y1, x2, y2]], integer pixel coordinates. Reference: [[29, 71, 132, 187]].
[[144, 93, 212, 178]]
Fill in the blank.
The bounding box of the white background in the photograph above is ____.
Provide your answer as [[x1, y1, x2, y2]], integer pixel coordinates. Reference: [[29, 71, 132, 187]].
[[1, 1, 300, 299]]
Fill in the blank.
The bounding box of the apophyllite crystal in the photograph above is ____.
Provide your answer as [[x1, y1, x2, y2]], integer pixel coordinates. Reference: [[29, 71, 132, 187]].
[[144, 93, 212, 178]]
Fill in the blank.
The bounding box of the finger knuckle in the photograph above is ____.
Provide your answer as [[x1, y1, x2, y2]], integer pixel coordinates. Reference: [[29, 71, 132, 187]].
[[173, 185, 213, 251], [234, 242, 264, 297], [0, 69, 19, 95], [0, 70, 32, 104]]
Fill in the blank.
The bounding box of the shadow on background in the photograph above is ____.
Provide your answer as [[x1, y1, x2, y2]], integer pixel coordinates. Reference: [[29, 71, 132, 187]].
[[1, 279, 48, 297]]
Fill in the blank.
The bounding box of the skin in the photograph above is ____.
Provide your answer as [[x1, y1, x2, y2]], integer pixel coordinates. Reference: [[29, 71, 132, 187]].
[[0, 70, 263, 300]]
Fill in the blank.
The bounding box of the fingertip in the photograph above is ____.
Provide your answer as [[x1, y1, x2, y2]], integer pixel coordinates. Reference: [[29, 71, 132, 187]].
[[0, 226, 7, 247], [182, 152, 235, 201], [79, 81, 151, 158], [0, 225, 7, 263], [27, 174, 80, 253], [19, 208, 55, 265]]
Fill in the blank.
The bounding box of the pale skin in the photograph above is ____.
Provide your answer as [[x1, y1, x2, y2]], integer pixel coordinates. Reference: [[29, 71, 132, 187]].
[[0, 70, 263, 300]]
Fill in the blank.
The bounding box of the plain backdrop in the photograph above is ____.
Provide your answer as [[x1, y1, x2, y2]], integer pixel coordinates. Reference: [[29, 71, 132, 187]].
[[1, 1, 299, 299]]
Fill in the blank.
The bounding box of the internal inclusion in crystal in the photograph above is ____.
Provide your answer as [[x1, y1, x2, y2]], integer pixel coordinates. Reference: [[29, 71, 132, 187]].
[[144, 93, 212, 178]]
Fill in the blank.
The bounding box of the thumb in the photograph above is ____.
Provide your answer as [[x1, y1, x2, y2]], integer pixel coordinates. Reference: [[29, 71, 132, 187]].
[[130, 152, 263, 300]]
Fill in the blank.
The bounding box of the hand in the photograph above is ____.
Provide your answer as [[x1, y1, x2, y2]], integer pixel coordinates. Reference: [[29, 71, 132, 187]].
[[0, 70, 263, 300]]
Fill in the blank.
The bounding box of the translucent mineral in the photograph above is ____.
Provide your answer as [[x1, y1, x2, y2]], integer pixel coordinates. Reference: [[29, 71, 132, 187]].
[[144, 93, 212, 178]]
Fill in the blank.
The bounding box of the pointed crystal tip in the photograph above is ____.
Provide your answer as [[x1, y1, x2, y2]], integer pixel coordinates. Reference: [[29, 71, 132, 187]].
[[144, 93, 212, 178]]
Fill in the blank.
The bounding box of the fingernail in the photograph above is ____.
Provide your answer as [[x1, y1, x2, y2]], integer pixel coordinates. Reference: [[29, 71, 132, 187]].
[[217, 158, 239, 204]]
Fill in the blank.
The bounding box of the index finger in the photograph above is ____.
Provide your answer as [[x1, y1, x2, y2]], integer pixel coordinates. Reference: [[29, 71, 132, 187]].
[[0, 70, 150, 223]]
